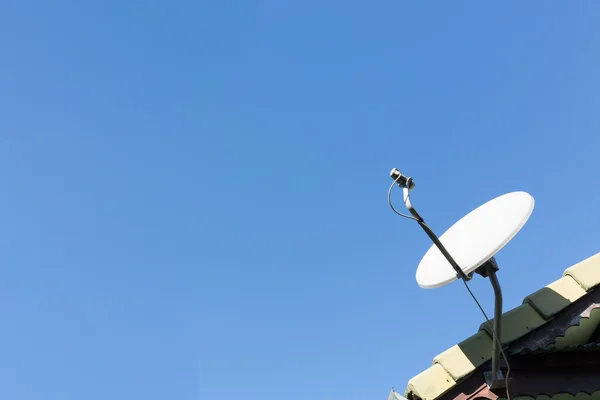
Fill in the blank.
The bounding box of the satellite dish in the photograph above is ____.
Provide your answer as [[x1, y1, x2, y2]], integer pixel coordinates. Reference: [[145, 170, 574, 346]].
[[388, 169, 536, 390], [416, 191, 534, 289]]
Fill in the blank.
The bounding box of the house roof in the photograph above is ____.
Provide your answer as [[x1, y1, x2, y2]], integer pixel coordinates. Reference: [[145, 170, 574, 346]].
[[402, 251, 600, 400]]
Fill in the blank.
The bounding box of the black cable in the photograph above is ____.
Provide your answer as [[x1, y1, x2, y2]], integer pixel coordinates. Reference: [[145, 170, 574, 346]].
[[387, 178, 418, 221], [461, 279, 511, 400]]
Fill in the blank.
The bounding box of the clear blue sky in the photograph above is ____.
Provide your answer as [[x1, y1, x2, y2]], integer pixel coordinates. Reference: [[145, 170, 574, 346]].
[[1, 2, 600, 399]]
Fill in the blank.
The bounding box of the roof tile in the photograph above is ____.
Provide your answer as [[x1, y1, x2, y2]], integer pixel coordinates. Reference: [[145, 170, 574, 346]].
[[524, 276, 587, 320], [479, 303, 546, 344], [564, 253, 600, 291], [406, 364, 456, 400], [433, 331, 493, 381]]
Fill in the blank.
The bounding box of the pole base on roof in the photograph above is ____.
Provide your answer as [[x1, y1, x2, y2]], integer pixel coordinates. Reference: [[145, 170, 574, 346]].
[[483, 370, 506, 389]]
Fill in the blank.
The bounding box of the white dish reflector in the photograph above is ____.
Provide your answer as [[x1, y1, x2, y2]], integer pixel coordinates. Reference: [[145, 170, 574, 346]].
[[416, 191, 534, 289]]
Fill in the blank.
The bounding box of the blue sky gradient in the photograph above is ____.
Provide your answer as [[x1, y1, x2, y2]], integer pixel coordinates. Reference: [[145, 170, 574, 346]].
[[2, 2, 600, 399]]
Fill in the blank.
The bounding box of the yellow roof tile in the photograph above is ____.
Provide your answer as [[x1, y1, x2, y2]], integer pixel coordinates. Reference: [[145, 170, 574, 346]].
[[433, 330, 493, 381], [564, 253, 600, 291], [406, 364, 455, 400]]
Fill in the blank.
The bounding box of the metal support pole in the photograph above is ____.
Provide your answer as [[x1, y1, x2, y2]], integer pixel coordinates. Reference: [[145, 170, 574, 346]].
[[489, 270, 503, 386], [476, 259, 505, 389]]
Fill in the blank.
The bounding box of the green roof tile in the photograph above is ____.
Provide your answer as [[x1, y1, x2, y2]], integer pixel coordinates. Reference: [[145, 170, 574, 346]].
[[524, 276, 587, 320], [479, 303, 546, 344]]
